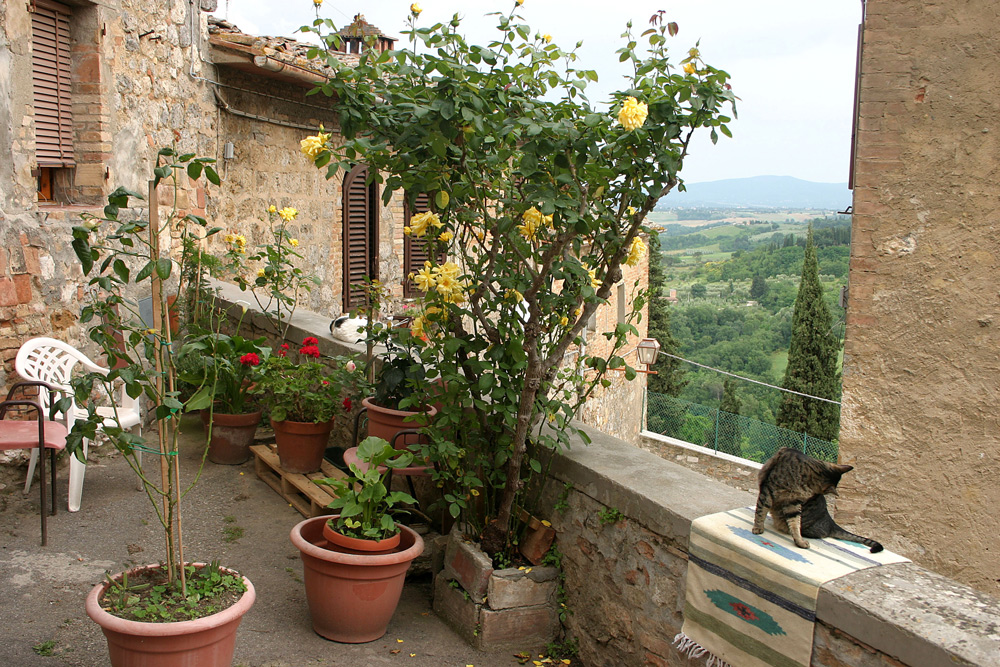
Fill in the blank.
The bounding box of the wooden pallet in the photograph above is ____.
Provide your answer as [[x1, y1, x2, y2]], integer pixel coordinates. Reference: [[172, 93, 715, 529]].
[[251, 444, 347, 518]]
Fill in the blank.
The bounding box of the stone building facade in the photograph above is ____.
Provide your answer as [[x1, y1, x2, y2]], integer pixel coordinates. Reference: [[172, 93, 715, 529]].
[[0, 1, 648, 465], [839, 0, 1000, 595]]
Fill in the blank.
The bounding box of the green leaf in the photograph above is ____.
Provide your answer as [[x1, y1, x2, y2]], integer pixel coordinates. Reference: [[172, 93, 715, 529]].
[[72, 238, 94, 275], [204, 165, 221, 185], [187, 162, 204, 180], [135, 261, 155, 283], [155, 257, 172, 280]]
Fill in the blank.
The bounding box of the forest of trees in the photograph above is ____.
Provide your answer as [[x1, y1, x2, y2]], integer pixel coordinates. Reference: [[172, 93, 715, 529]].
[[648, 217, 850, 429]]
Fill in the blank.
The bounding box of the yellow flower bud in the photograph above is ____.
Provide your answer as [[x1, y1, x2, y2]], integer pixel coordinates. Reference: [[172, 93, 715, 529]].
[[683, 62, 696, 75]]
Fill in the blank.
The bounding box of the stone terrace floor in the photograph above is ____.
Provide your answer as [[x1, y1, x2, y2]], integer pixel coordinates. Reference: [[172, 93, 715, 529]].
[[0, 414, 546, 666]]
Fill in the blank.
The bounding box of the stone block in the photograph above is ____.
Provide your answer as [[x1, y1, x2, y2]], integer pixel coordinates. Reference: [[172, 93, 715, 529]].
[[432, 572, 481, 646], [0, 279, 17, 307], [477, 602, 559, 651], [13, 274, 31, 304], [487, 566, 557, 610], [442, 528, 494, 599]]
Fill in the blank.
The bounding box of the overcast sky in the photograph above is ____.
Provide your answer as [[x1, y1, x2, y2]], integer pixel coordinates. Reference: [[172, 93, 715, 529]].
[[212, 0, 863, 185]]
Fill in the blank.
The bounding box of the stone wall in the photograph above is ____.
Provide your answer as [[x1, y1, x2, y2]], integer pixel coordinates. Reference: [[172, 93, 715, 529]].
[[840, 0, 1000, 595], [541, 427, 1000, 667]]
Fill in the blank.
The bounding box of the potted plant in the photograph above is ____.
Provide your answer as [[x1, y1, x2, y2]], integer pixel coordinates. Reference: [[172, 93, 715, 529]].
[[357, 281, 437, 450], [253, 339, 365, 473], [302, 4, 735, 566], [68, 147, 256, 666], [177, 330, 271, 464], [289, 436, 424, 642]]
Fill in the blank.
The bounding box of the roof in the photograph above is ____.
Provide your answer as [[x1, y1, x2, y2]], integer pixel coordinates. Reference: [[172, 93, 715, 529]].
[[208, 15, 363, 87]]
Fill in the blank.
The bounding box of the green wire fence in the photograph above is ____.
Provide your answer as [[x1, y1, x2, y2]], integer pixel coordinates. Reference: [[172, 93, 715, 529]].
[[644, 392, 838, 463]]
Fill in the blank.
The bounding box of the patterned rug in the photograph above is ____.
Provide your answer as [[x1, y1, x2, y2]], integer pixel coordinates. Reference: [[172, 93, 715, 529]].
[[673, 507, 909, 667]]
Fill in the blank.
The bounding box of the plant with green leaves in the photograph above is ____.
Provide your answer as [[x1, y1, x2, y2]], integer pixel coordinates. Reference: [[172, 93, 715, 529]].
[[223, 204, 319, 338], [316, 436, 417, 540], [302, 4, 735, 557], [68, 147, 228, 599], [176, 329, 271, 414]]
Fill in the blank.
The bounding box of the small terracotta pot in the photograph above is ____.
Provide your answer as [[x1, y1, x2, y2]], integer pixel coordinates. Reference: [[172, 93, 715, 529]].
[[322, 519, 401, 554], [362, 397, 436, 450], [272, 418, 335, 473], [291, 515, 424, 643], [85, 563, 255, 667], [202, 410, 262, 465]]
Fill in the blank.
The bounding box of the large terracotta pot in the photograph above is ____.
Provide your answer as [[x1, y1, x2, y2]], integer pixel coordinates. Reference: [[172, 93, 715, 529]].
[[85, 563, 255, 667], [290, 515, 424, 643], [271, 418, 334, 473], [201, 410, 262, 465], [362, 397, 436, 451]]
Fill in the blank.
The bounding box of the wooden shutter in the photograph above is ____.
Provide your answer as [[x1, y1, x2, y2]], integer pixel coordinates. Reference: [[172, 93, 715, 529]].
[[402, 193, 445, 298], [31, 0, 75, 168], [343, 164, 378, 311]]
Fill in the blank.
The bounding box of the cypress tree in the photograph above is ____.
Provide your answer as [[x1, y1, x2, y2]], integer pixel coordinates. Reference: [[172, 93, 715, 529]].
[[775, 225, 841, 442], [645, 232, 687, 396], [717, 378, 742, 456]]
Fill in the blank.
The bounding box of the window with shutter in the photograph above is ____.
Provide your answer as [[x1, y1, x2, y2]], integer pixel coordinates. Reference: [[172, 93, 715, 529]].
[[402, 193, 446, 298], [31, 0, 75, 170], [342, 164, 379, 312]]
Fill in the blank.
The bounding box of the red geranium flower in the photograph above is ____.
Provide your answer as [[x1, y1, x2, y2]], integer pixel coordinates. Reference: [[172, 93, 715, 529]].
[[239, 352, 261, 366], [280, 343, 290, 349], [342, 397, 352, 412], [302, 337, 319, 346], [300, 345, 321, 358], [276, 349, 286, 357]]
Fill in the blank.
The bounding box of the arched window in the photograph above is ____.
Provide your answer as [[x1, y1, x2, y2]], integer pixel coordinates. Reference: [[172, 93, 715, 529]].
[[342, 164, 378, 311]]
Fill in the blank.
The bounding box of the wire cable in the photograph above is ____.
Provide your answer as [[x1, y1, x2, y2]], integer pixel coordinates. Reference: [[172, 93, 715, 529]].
[[658, 351, 842, 406]]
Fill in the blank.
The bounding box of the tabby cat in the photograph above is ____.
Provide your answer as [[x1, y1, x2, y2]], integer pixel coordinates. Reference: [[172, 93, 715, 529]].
[[753, 447, 884, 553]]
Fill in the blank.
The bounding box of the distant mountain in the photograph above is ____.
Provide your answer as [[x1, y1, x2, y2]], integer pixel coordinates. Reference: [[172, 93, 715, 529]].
[[659, 175, 851, 210]]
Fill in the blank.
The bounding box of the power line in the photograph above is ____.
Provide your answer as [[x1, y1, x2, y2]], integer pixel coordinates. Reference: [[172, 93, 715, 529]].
[[658, 351, 842, 406]]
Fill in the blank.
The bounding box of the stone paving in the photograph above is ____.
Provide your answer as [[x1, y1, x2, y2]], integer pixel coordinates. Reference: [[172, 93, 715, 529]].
[[0, 414, 544, 666]]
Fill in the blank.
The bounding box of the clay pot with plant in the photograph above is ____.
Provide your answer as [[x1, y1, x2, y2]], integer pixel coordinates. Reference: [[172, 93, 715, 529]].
[[290, 436, 424, 642], [253, 339, 367, 473], [177, 328, 271, 465], [68, 147, 255, 666]]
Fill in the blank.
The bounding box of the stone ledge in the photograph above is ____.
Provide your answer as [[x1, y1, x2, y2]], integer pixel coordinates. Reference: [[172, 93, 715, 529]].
[[817, 562, 1000, 667], [550, 424, 753, 550]]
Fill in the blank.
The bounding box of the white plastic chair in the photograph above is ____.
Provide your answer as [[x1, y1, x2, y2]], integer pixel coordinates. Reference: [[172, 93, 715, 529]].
[[17, 337, 142, 512]]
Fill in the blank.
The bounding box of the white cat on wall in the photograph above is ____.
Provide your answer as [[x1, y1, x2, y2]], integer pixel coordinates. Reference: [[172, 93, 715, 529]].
[[330, 315, 367, 343]]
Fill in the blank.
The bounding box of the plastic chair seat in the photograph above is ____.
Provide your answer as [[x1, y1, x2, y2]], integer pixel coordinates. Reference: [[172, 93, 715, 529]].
[[0, 421, 68, 451]]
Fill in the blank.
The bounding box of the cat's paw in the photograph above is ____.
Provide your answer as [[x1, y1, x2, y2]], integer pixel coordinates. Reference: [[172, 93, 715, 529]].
[[751, 525, 764, 535], [793, 539, 810, 549]]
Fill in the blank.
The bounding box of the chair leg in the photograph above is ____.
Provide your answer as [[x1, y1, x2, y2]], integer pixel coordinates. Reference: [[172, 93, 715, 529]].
[[67, 439, 87, 513], [23, 446, 39, 494], [135, 425, 143, 491], [38, 445, 47, 547], [50, 448, 57, 517]]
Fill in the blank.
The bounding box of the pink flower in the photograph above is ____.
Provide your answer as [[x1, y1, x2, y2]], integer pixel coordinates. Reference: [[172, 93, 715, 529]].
[[300, 345, 321, 358], [239, 352, 261, 366], [303, 337, 319, 346], [342, 397, 352, 412], [345, 361, 356, 372]]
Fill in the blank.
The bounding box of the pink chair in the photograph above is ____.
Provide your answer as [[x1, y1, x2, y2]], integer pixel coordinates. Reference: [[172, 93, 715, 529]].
[[0, 381, 68, 546]]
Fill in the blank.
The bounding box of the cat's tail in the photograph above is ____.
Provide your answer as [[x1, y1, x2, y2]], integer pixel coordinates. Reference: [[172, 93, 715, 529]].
[[829, 527, 883, 553]]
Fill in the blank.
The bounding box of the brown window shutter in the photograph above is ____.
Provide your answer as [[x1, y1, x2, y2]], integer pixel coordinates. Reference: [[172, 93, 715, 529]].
[[342, 164, 378, 312], [31, 1, 74, 168]]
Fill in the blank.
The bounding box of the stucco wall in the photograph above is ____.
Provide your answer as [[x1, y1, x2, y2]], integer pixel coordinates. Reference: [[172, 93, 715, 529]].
[[840, 0, 1000, 595]]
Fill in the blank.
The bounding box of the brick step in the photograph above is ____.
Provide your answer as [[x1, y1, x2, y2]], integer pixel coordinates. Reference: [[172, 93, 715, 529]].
[[250, 443, 346, 518]]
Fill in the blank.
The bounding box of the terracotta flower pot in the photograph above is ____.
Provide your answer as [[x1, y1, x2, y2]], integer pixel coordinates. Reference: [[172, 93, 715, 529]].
[[271, 418, 335, 473], [290, 515, 424, 643], [322, 519, 402, 554], [202, 410, 262, 465], [362, 397, 436, 451], [85, 563, 255, 667]]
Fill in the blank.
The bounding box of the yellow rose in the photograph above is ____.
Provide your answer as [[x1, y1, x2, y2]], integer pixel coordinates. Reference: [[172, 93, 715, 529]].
[[435, 261, 462, 279], [235, 234, 247, 247], [683, 62, 696, 75], [410, 2, 422, 15], [617, 96, 648, 131], [278, 207, 298, 221], [559, 315, 569, 326], [410, 315, 426, 338], [438, 230, 454, 242], [313, 0, 322, 5], [583, 263, 602, 289], [516, 0, 524, 5], [627, 206, 637, 216], [625, 236, 647, 267], [403, 226, 412, 236], [268, 204, 277, 214], [506, 288, 524, 303], [542, 34, 552, 43], [414, 262, 436, 291], [224, 233, 235, 244], [409, 211, 440, 237], [257, 268, 266, 277], [300, 132, 329, 159], [290, 238, 299, 247]]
